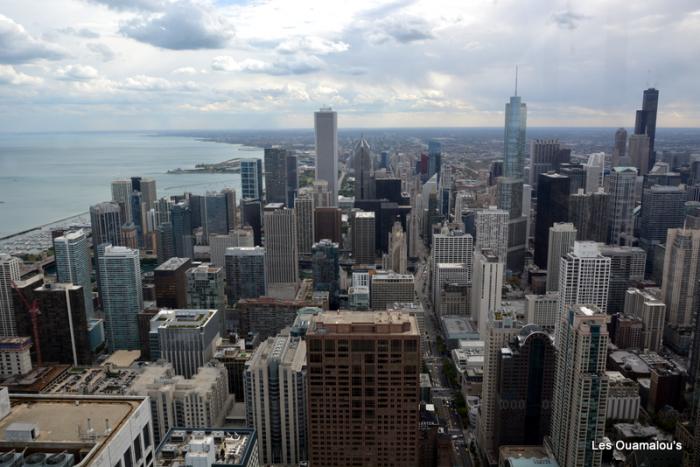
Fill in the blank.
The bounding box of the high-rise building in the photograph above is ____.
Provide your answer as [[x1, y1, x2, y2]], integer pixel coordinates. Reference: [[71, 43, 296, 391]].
[[558, 242, 611, 335], [140, 177, 157, 211], [430, 227, 473, 304], [111, 178, 133, 222], [494, 325, 555, 448], [311, 180, 332, 208], [90, 201, 123, 247], [503, 91, 527, 179], [568, 188, 609, 242], [370, 272, 414, 310], [186, 263, 225, 311], [584, 152, 605, 193], [244, 331, 307, 466], [546, 223, 577, 292], [314, 207, 342, 243], [295, 195, 315, 256], [628, 134, 651, 176], [634, 88, 659, 169], [351, 211, 376, 264], [170, 201, 194, 258], [209, 227, 254, 267], [607, 167, 638, 246], [559, 163, 586, 194], [386, 221, 408, 274], [354, 138, 374, 200], [312, 240, 340, 309], [154, 257, 191, 309], [472, 250, 504, 336], [639, 185, 686, 263], [612, 128, 627, 166], [306, 311, 420, 467], [263, 205, 298, 285], [54, 229, 94, 317], [535, 172, 570, 268], [525, 292, 560, 331], [156, 222, 174, 264], [225, 247, 267, 305], [99, 245, 143, 351], [528, 140, 569, 190], [428, 140, 442, 180], [600, 246, 646, 313], [241, 198, 263, 245], [151, 308, 221, 378], [264, 147, 297, 206], [0, 255, 22, 337], [624, 288, 666, 352], [434, 263, 470, 317], [314, 107, 338, 205], [661, 228, 700, 329], [474, 206, 509, 264], [547, 304, 609, 467], [241, 158, 264, 200]]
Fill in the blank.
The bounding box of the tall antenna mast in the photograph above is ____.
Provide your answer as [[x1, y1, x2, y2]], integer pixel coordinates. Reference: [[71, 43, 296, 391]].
[[514, 65, 518, 96]]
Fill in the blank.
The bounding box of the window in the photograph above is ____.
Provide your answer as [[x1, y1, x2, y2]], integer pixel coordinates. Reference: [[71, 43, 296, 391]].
[[134, 434, 143, 461], [123, 447, 133, 467], [143, 425, 151, 449]]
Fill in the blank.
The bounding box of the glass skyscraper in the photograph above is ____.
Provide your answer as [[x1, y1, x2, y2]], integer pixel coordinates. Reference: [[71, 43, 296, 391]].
[[504, 95, 527, 179], [54, 229, 94, 317], [241, 158, 264, 200]]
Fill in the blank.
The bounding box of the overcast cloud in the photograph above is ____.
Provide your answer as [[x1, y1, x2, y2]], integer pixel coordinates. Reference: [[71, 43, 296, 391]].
[[0, 0, 698, 131]]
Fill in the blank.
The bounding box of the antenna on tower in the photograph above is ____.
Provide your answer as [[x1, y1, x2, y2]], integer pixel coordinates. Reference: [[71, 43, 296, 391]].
[[514, 65, 518, 96]]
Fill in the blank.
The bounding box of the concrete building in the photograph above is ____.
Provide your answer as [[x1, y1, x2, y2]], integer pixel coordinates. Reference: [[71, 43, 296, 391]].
[[525, 292, 560, 331], [306, 311, 420, 467], [236, 298, 309, 340], [474, 206, 509, 264], [545, 223, 576, 292], [547, 305, 609, 467], [607, 167, 638, 246], [629, 134, 651, 176], [600, 246, 646, 313], [434, 263, 470, 316], [0, 254, 21, 337], [568, 189, 609, 243], [605, 371, 640, 421], [186, 263, 225, 311], [472, 250, 504, 337], [661, 228, 700, 329], [314, 207, 342, 243], [624, 288, 666, 352], [155, 428, 258, 467], [225, 247, 267, 305], [294, 195, 315, 256], [314, 107, 338, 205], [244, 331, 307, 466], [154, 257, 191, 309], [386, 221, 408, 274], [370, 272, 414, 310], [263, 205, 298, 285], [351, 211, 376, 264], [209, 228, 254, 267], [0, 336, 32, 377], [90, 201, 123, 248], [111, 178, 133, 222], [585, 152, 605, 193]]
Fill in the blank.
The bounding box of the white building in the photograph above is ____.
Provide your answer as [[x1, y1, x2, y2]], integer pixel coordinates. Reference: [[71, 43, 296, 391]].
[[525, 292, 560, 331], [661, 228, 700, 328], [209, 228, 254, 267], [585, 152, 606, 194], [314, 107, 338, 205], [606, 371, 640, 421], [546, 223, 577, 292], [624, 288, 666, 352], [474, 206, 509, 264], [472, 250, 504, 337]]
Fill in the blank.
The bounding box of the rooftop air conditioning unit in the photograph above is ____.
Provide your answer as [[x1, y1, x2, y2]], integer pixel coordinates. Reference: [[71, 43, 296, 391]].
[[0, 452, 22, 467]]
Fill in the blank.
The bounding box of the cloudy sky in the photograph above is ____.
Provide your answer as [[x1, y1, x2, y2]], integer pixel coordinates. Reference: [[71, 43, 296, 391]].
[[0, 0, 699, 131]]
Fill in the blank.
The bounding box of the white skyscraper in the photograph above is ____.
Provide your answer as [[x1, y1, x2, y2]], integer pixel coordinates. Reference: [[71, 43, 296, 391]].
[[263, 205, 298, 285], [430, 228, 474, 304], [584, 152, 605, 193], [111, 179, 133, 222], [314, 108, 338, 206], [472, 250, 504, 336], [546, 223, 577, 292], [54, 229, 94, 317], [661, 228, 700, 328], [0, 255, 21, 337], [474, 206, 509, 264], [607, 166, 638, 246]]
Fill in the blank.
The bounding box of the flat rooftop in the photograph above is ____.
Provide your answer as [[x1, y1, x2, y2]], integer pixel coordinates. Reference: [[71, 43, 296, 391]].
[[43, 366, 139, 396], [157, 428, 256, 467], [308, 310, 418, 336], [155, 257, 190, 271], [102, 350, 141, 368]]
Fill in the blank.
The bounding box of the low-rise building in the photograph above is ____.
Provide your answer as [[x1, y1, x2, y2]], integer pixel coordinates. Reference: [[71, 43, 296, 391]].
[[0, 336, 32, 377], [155, 428, 259, 467], [606, 371, 641, 421]]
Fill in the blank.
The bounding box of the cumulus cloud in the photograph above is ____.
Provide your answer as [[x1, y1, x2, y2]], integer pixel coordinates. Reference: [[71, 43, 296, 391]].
[[367, 16, 434, 44], [211, 54, 323, 75], [275, 37, 349, 55], [87, 42, 116, 61], [173, 66, 199, 75], [0, 65, 42, 85], [551, 10, 588, 30], [86, 0, 165, 11], [56, 64, 100, 81], [119, 1, 233, 50], [0, 14, 66, 63], [58, 27, 100, 38], [119, 74, 198, 91]]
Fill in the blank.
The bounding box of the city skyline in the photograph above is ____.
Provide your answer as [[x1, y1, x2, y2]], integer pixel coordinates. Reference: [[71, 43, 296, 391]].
[[1, 0, 699, 132]]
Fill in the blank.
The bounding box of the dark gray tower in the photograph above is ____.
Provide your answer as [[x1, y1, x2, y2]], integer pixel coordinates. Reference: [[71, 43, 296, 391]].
[[634, 88, 659, 169]]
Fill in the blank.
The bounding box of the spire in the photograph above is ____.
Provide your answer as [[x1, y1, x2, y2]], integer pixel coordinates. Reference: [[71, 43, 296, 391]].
[[514, 65, 518, 97]]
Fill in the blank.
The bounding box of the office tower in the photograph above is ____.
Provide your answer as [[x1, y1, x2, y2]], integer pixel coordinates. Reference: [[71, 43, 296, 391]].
[[496, 177, 528, 273], [607, 167, 638, 246], [189, 193, 203, 230], [504, 90, 527, 179], [245, 331, 307, 466], [263, 205, 298, 285], [151, 309, 220, 378], [497, 176, 523, 219], [121, 222, 138, 249], [584, 153, 605, 193], [154, 257, 191, 309], [0, 255, 22, 337], [314, 207, 342, 243], [236, 298, 309, 339], [474, 206, 509, 264], [546, 223, 576, 292], [639, 185, 686, 261], [525, 292, 560, 331], [613, 127, 627, 166], [428, 140, 442, 180], [494, 325, 555, 447], [479, 306, 521, 464], [314, 107, 338, 205], [568, 189, 609, 242], [472, 250, 504, 336], [559, 163, 586, 194], [186, 263, 225, 310], [54, 230, 95, 320], [155, 196, 172, 225], [241, 198, 263, 245], [548, 304, 609, 467], [351, 211, 376, 264], [354, 137, 374, 200], [200, 191, 232, 239], [170, 201, 193, 258], [14, 281, 96, 365], [264, 147, 297, 206], [634, 88, 659, 169], [156, 222, 174, 264], [295, 195, 314, 256], [599, 246, 645, 314], [209, 227, 254, 267], [375, 177, 403, 204], [558, 242, 611, 327], [111, 178, 133, 222], [225, 247, 266, 305], [99, 245, 143, 350], [434, 263, 470, 316], [534, 173, 570, 268], [387, 221, 408, 274], [370, 272, 414, 310], [139, 177, 157, 210], [624, 288, 666, 352], [286, 154, 298, 207], [529, 140, 569, 189], [430, 228, 473, 302], [661, 228, 700, 328], [241, 158, 264, 200], [312, 240, 339, 309], [306, 311, 420, 467], [90, 201, 123, 247], [628, 134, 651, 176], [312, 179, 332, 208]]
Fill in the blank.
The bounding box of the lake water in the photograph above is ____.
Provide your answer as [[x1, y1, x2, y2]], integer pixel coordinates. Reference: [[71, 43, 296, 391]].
[[0, 132, 263, 237]]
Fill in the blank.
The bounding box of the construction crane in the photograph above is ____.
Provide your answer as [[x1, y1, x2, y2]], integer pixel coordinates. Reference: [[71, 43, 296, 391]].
[[11, 281, 42, 365]]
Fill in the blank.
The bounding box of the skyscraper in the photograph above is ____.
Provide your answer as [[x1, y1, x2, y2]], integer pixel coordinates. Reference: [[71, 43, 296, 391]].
[[140, 177, 157, 213], [535, 172, 570, 268], [111, 179, 132, 222], [0, 255, 21, 337], [314, 207, 342, 243], [661, 228, 700, 329], [504, 90, 527, 179], [209, 227, 254, 267], [200, 191, 232, 239], [312, 240, 340, 309], [624, 288, 666, 352], [628, 134, 651, 176], [306, 311, 420, 467], [186, 263, 225, 311], [225, 247, 267, 305], [264, 147, 294, 206], [568, 189, 609, 243], [154, 257, 191, 309], [600, 246, 646, 313], [634, 88, 659, 169], [472, 249, 504, 336], [612, 127, 627, 166], [386, 221, 408, 274], [584, 152, 605, 193], [428, 140, 442, 180], [98, 245, 143, 351], [314, 107, 338, 205], [294, 195, 315, 256], [351, 211, 376, 264], [545, 223, 577, 293], [170, 201, 193, 258], [639, 185, 686, 264], [547, 304, 609, 467], [354, 137, 374, 200], [90, 201, 123, 247], [241, 198, 263, 245], [241, 158, 263, 200], [607, 167, 638, 246], [54, 229, 94, 317], [474, 206, 509, 264], [528, 140, 569, 190], [263, 205, 298, 285], [369, 273, 415, 310]]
